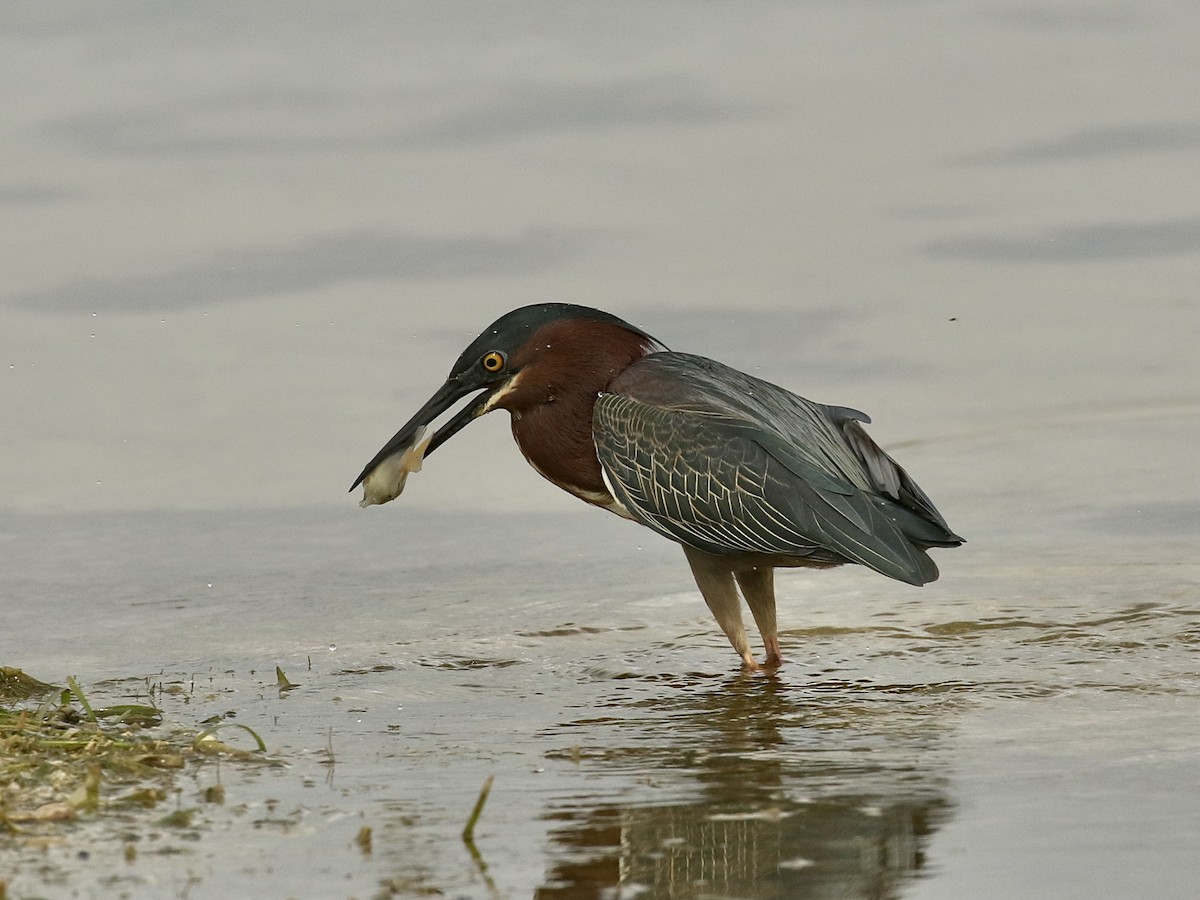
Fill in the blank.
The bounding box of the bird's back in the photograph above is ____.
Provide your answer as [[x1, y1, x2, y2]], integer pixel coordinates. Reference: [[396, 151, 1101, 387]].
[[596, 352, 963, 584]]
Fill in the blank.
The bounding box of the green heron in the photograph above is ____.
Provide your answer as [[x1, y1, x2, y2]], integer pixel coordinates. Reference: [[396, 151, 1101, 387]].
[[351, 303, 962, 669]]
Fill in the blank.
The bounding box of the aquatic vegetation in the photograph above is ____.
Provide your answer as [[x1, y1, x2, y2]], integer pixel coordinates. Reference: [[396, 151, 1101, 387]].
[[0, 666, 274, 836]]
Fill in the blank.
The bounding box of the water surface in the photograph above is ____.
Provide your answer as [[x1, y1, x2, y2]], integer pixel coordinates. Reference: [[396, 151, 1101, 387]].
[[2, 1, 1199, 897]]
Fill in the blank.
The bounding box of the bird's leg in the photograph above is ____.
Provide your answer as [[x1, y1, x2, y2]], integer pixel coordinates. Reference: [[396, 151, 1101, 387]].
[[734, 566, 782, 667], [682, 546, 758, 669]]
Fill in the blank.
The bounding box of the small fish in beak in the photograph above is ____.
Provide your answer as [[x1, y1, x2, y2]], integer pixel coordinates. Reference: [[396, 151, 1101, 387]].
[[358, 426, 432, 508]]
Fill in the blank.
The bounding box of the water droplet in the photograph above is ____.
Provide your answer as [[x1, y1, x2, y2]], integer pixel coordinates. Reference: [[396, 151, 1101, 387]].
[[206, 583, 213, 588], [328, 643, 337, 652]]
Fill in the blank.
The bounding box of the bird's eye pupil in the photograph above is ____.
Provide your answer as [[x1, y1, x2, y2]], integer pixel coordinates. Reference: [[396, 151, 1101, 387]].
[[482, 352, 504, 372]]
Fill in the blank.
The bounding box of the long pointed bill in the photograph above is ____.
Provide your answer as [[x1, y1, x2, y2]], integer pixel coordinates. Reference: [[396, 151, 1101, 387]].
[[349, 378, 496, 500]]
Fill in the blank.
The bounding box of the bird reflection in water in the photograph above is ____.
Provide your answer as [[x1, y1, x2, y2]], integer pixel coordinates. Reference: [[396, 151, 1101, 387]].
[[535, 674, 953, 899]]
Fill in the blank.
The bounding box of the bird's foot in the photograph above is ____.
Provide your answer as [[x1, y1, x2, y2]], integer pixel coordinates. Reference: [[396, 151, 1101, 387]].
[[739, 652, 761, 671], [763, 636, 784, 668]]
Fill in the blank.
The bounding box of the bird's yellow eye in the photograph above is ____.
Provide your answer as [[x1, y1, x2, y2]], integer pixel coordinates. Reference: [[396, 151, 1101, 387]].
[[481, 351, 505, 373]]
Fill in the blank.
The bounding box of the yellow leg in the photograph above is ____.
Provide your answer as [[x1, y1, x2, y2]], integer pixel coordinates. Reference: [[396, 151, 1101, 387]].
[[682, 546, 758, 669], [735, 566, 782, 667]]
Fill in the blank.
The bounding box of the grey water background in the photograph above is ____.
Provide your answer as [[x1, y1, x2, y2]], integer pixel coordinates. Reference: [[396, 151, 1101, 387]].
[[2, 2, 1198, 898]]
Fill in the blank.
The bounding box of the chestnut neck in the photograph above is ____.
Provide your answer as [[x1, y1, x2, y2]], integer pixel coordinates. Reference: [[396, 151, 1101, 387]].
[[497, 319, 655, 501]]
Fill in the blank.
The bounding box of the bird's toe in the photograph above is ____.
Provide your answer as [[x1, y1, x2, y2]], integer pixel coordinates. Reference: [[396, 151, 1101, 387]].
[[763, 636, 784, 668]]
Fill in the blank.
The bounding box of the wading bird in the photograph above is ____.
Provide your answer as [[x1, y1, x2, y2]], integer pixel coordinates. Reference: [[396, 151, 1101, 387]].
[[351, 303, 962, 669]]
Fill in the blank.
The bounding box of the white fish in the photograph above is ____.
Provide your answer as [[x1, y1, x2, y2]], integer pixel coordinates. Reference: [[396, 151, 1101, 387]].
[[359, 426, 432, 508]]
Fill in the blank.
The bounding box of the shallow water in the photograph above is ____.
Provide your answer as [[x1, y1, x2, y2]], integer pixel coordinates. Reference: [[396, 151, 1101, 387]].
[[2, 504, 1197, 898], [3, 0, 1200, 897]]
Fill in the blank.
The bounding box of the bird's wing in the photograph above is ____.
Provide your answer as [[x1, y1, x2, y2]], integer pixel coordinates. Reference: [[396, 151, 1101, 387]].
[[835, 415, 963, 546], [593, 391, 939, 585]]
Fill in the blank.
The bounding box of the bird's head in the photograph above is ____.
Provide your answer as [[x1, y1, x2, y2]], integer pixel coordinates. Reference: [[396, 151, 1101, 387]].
[[350, 303, 662, 493]]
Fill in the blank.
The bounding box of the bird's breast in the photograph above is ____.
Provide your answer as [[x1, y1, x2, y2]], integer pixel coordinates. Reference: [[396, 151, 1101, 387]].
[[509, 399, 618, 511]]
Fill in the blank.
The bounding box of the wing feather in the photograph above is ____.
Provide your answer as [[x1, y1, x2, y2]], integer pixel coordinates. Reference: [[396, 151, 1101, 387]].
[[593, 392, 940, 584]]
